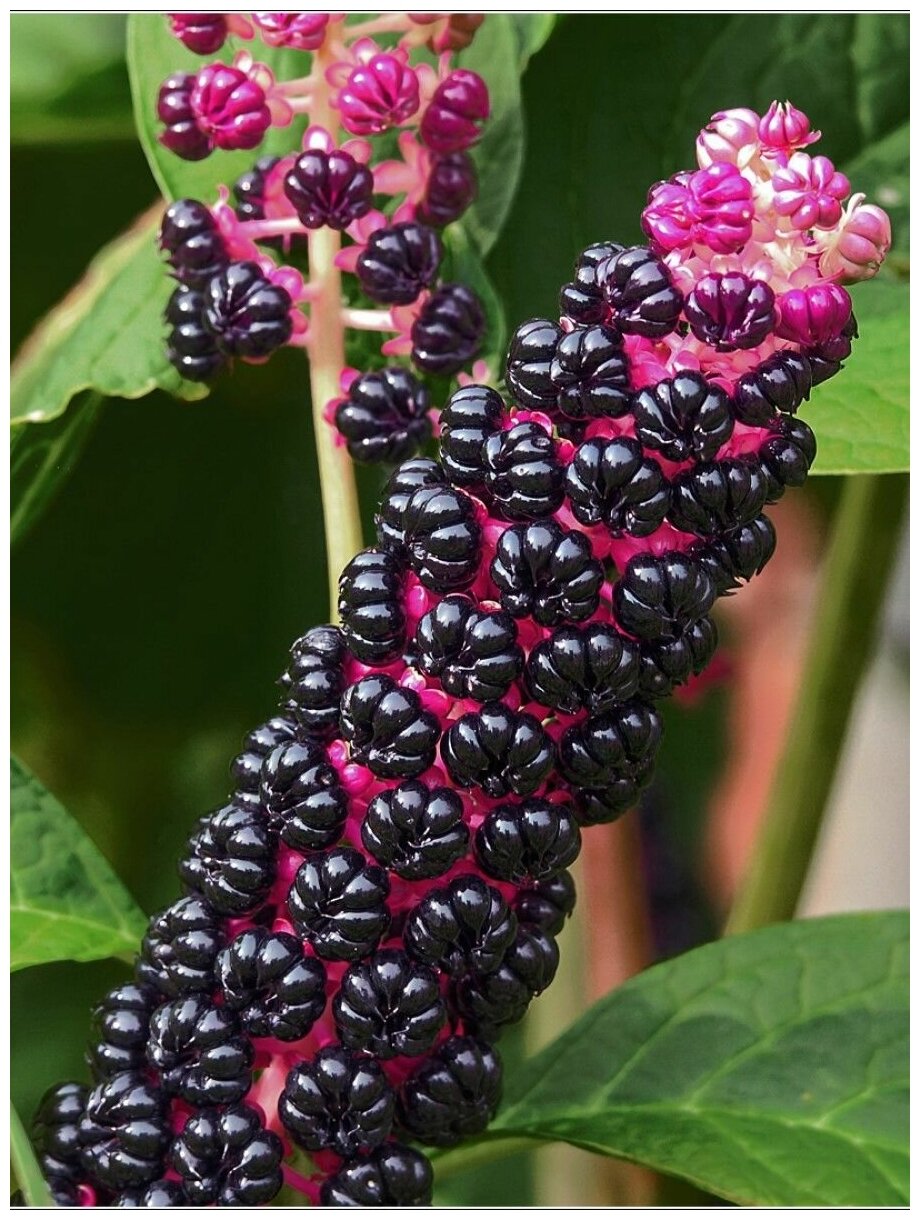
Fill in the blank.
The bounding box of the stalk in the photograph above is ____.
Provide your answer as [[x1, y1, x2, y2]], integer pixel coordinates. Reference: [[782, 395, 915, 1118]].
[[726, 473, 907, 934]]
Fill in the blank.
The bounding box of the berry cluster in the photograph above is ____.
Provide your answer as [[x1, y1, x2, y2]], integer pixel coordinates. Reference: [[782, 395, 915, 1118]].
[[31, 98, 889, 1207]]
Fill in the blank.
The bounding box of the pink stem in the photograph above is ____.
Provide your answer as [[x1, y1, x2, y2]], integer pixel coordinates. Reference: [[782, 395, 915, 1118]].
[[341, 306, 398, 332]]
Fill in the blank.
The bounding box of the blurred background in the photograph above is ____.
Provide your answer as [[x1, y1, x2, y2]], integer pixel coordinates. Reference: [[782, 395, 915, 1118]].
[[10, 12, 908, 1206]]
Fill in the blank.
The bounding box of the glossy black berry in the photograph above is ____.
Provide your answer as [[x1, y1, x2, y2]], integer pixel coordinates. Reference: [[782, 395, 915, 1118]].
[[260, 738, 348, 851], [115, 1179, 187, 1207], [320, 1144, 433, 1206], [550, 324, 631, 420], [442, 702, 554, 798], [333, 949, 446, 1059], [217, 928, 327, 1041], [475, 799, 581, 884], [338, 549, 406, 664], [558, 702, 663, 824], [159, 199, 227, 289], [88, 984, 158, 1080], [356, 222, 443, 305], [615, 551, 715, 642], [399, 1036, 502, 1146], [135, 896, 222, 999], [232, 154, 279, 223], [202, 261, 292, 358], [637, 615, 719, 700], [374, 456, 447, 549], [732, 350, 814, 426], [165, 285, 225, 382], [411, 282, 486, 375], [491, 520, 603, 627], [668, 458, 768, 536], [33, 1082, 87, 1172], [178, 804, 275, 916], [284, 149, 374, 229], [482, 421, 565, 519], [340, 675, 440, 779], [633, 371, 734, 462], [515, 870, 576, 936], [147, 996, 253, 1106], [385, 482, 481, 592], [415, 594, 523, 701], [361, 780, 469, 880], [78, 1072, 170, 1192], [277, 625, 346, 738], [566, 437, 669, 536], [288, 847, 390, 961], [525, 623, 640, 714], [335, 367, 432, 464], [419, 150, 478, 227], [809, 313, 858, 385], [230, 716, 297, 806], [172, 1104, 283, 1206], [694, 514, 777, 595], [404, 874, 517, 977], [559, 240, 624, 325], [453, 924, 559, 1036], [439, 383, 506, 486], [505, 318, 562, 411], [599, 245, 683, 337], [157, 72, 209, 161], [684, 272, 776, 351], [280, 1046, 395, 1158], [759, 416, 817, 500]]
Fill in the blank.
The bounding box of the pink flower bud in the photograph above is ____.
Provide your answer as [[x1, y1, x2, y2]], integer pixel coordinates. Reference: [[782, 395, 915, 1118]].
[[819, 201, 892, 282], [642, 164, 754, 255], [776, 282, 852, 346], [409, 13, 485, 52], [252, 12, 330, 51], [338, 54, 420, 136], [772, 152, 850, 230], [420, 70, 489, 154], [190, 63, 272, 152], [758, 100, 820, 154], [696, 107, 760, 168]]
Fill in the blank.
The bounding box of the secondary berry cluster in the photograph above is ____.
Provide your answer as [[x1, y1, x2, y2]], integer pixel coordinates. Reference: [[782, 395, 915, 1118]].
[[29, 91, 889, 1207]]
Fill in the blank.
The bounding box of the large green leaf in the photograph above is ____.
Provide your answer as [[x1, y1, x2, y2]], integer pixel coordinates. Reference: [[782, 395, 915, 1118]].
[[443, 912, 908, 1207], [10, 1102, 53, 1207], [10, 756, 148, 971]]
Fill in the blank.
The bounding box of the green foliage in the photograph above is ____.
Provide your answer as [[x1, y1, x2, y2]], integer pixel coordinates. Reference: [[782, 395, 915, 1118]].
[[10, 1102, 53, 1207], [446, 912, 907, 1206], [10, 755, 148, 971]]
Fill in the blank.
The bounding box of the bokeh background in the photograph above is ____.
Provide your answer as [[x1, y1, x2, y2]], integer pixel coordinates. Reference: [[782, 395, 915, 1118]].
[[10, 12, 908, 1205]]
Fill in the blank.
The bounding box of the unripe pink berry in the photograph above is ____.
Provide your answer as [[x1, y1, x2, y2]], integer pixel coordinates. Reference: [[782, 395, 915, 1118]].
[[420, 70, 490, 154], [776, 282, 852, 346], [758, 100, 820, 154], [167, 13, 228, 56], [771, 152, 850, 231], [190, 63, 272, 152], [252, 12, 330, 51], [409, 13, 486, 52], [819, 201, 892, 282], [695, 107, 760, 168], [643, 164, 754, 255], [338, 54, 420, 136]]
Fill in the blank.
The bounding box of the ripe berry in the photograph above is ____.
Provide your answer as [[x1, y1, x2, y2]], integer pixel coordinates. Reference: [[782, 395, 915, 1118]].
[[668, 458, 768, 536], [202, 261, 293, 359], [288, 847, 390, 961], [475, 799, 581, 884], [178, 804, 275, 916], [165, 285, 225, 382], [684, 272, 776, 351], [442, 702, 554, 798], [483, 421, 565, 519], [559, 240, 624, 325], [147, 996, 253, 1106], [615, 552, 715, 642], [356, 222, 443, 305], [374, 456, 447, 550], [411, 283, 486, 375], [633, 371, 733, 462], [415, 594, 523, 702], [88, 983, 157, 1080], [438, 383, 505, 486], [505, 318, 562, 411], [419, 151, 478, 227], [809, 312, 858, 383], [335, 366, 432, 464], [732, 349, 813, 425], [157, 72, 210, 161], [78, 1072, 170, 1191], [135, 896, 222, 999], [172, 1104, 283, 1206], [217, 928, 327, 1041], [600, 246, 683, 337], [694, 514, 777, 595], [361, 780, 469, 880], [116, 1179, 187, 1206], [515, 870, 576, 936], [320, 1143, 433, 1206], [490, 520, 603, 627], [339, 675, 440, 779], [260, 739, 348, 851], [566, 437, 669, 536], [420, 69, 489, 154], [759, 416, 817, 499], [399, 1036, 502, 1146], [158, 199, 227, 289], [638, 615, 718, 700], [284, 149, 374, 230], [168, 13, 228, 56], [33, 1082, 87, 1172], [277, 624, 346, 738], [558, 702, 663, 824], [550, 324, 631, 420], [230, 716, 296, 806], [384, 482, 482, 592], [231, 154, 280, 223], [280, 1046, 395, 1157], [453, 924, 559, 1035], [333, 949, 447, 1059], [525, 623, 640, 714], [338, 549, 406, 664], [404, 874, 517, 977]]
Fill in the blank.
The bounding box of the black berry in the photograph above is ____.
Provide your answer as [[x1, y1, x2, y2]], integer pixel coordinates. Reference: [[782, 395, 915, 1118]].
[[515, 870, 576, 936], [136, 896, 222, 998], [33, 1082, 87, 1173], [232, 154, 280, 223], [411, 282, 486, 375], [165, 285, 225, 383], [399, 1036, 502, 1146], [558, 702, 663, 824], [415, 594, 523, 702], [157, 72, 209, 162], [361, 779, 469, 880], [438, 383, 506, 486], [284, 149, 374, 229], [115, 1179, 187, 1207], [453, 924, 559, 1036], [637, 615, 719, 700], [88, 983, 158, 1080], [288, 847, 390, 961], [383, 482, 482, 592], [333, 949, 446, 1059], [475, 799, 581, 884], [600, 245, 683, 337], [320, 1143, 433, 1206], [525, 623, 640, 714], [559, 240, 624, 325], [633, 371, 734, 463], [172, 1104, 283, 1206], [338, 549, 406, 664], [78, 1072, 170, 1192], [280, 1046, 395, 1158], [442, 702, 554, 798], [339, 674, 440, 779], [694, 514, 777, 595], [202, 261, 292, 359], [277, 624, 346, 738], [230, 716, 296, 807], [335, 367, 432, 464], [505, 318, 562, 411], [260, 738, 348, 851], [483, 421, 565, 519], [566, 437, 669, 536], [374, 456, 447, 550], [356, 221, 443, 305], [550, 324, 631, 420], [733, 350, 813, 426], [615, 551, 715, 642], [668, 458, 768, 536], [217, 928, 327, 1041], [491, 520, 603, 627], [179, 805, 275, 916], [759, 416, 817, 500], [147, 996, 252, 1106], [419, 151, 478, 227], [404, 874, 517, 977], [158, 199, 227, 289]]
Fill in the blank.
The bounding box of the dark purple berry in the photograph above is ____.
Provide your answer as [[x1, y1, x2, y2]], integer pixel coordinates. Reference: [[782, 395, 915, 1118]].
[[599, 245, 683, 337], [320, 1143, 433, 1206], [361, 780, 469, 881], [399, 1036, 502, 1146], [558, 702, 663, 824], [759, 416, 817, 500], [147, 996, 252, 1106], [404, 874, 517, 977], [260, 738, 348, 851], [418, 151, 478, 227], [277, 625, 346, 739], [453, 924, 559, 1035], [231, 154, 280, 223], [490, 520, 603, 627], [78, 1072, 170, 1191], [684, 272, 776, 350], [475, 799, 581, 884], [559, 240, 624, 325], [525, 623, 640, 714], [483, 421, 565, 519], [505, 318, 562, 411], [442, 702, 554, 798], [415, 594, 523, 702], [116, 1178, 187, 1207], [230, 716, 296, 807], [283, 149, 373, 229], [356, 222, 443, 305], [420, 68, 489, 154], [136, 896, 222, 999], [338, 549, 406, 664], [172, 1103, 283, 1206], [335, 366, 432, 464], [411, 282, 486, 375], [382, 482, 482, 592], [333, 949, 447, 1059], [733, 350, 813, 426], [374, 456, 447, 550], [168, 13, 228, 55], [637, 615, 718, 700], [280, 1047, 395, 1158], [165, 286, 225, 383], [515, 870, 576, 936], [339, 675, 440, 779], [550, 323, 631, 419], [288, 847, 390, 961], [615, 551, 715, 642], [693, 514, 777, 595], [178, 805, 275, 916], [566, 437, 669, 536], [809, 310, 858, 378], [217, 928, 327, 1042], [633, 371, 734, 462], [157, 72, 209, 161], [202, 261, 292, 359], [88, 984, 158, 1081], [438, 383, 506, 486], [668, 458, 768, 536], [158, 199, 227, 289]]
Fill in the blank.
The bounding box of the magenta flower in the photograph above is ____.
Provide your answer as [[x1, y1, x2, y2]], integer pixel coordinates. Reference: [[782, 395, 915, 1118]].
[[338, 52, 420, 136], [819, 198, 893, 281], [771, 152, 850, 230], [251, 12, 331, 51], [643, 163, 754, 255], [695, 106, 760, 168], [758, 100, 821, 155], [190, 63, 273, 152]]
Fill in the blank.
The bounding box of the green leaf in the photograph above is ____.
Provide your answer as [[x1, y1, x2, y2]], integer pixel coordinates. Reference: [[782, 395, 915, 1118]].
[[443, 224, 507, 380], [443, 912, 908, 1207], [806, 278, 908, 475], [843, 122, 909, 259], [10, 1102, 53, 1207], [10, 755, 148, 972], [507, 14, 558, 69]]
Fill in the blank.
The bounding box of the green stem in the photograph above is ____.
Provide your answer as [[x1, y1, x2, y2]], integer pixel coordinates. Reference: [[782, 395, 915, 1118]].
[[431, 1136, 548, 1182], [726, 473, 907, 935], [10, 1101, 53, 1206]]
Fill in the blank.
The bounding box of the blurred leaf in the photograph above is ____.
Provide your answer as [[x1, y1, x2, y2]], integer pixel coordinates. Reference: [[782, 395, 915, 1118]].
[[806, 279, 908, 475], [843, 123, 909, 258], [453, 912, 908, 1207], [10, 755, 148, 971], [507, 14, 558, 68], [443, 223, 507, 380], [9, 1103, 52, 1207]]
